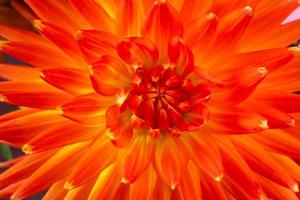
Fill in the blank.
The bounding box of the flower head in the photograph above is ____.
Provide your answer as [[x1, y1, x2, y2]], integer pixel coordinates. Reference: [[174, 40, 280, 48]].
[[0, 0, 300, 199]]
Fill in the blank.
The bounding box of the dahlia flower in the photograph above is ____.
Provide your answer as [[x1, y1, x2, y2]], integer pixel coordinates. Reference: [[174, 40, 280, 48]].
[[0, 0, 300, 199]]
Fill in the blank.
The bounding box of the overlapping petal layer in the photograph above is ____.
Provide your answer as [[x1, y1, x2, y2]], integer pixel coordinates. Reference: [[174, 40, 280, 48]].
[[0, 0, 300, 200]]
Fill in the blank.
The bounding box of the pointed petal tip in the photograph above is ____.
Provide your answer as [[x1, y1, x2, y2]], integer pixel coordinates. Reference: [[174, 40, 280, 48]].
[[64, 181, 75, 190], [32, 20, 43, 30], [214, 174, 224, 182], [74, 30, 83, 41], [21, 144, 33, 155], [259, 120, 269, 130], [244, 5, 254, 15], [292, 183, 299, 193], [257, 67, 268, 77], [0, 95, 6, 102], [206, 12, 217, 20], [170, 183, 177, 190], [287, 118, 296, 127], [289, 47, 300, 56], [120, 177, 129, 184], [0, 41, 8, 51]]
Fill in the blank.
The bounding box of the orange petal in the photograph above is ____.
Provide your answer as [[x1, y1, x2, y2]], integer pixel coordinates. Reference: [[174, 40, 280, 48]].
[[253, 90, 300, 113], [61, 93, 112, 126], [168, 36, 194, 77], [258, 175, 298, 200], [75, 30, 118, 64], [116, 0, 143, 37], [129, 165, 157, 200], [0, 181, 23, 198], [0, 41, 80, 69], [66, 138, 117, 188], [151, 179, 172, 200], [11, 143, 87, 199], [142, 1, 183, 62], [64, 178, 96, 200], [182, 133, 223, 180], [177, 161, 202, 200], [217, 138, 264, 199], [0, 151, 54, 188], [0, 24, 48, 44], [251, 130, 300, 159], [232, 137, 298, 191], [200, 171, 228, 200], [0, 110, 65, 147], [41, 68, 93, 95], [180, 0, 212, 23], [106, 105, 133, 147], [90, 55, 131, 96], [34, 20, 86, 66], [154, 135, 188, 189], [117, 37, 159, 68], [43, 180, 68, 200], [208, 107, 268, 134], [119, 131, 155, 183], [70, 0, 114, 31], [24, 0, 90, 32], [88, 164, 122, 200], [25, 122, 101, 153], [0, 64, 40, 80]]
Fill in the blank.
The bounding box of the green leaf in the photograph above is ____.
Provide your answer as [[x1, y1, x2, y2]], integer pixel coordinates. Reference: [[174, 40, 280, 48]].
[[0, 144, 12, 160]]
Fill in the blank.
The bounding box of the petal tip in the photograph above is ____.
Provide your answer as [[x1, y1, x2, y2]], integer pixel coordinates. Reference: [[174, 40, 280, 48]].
[[33, 20, 43, 31], [120, 177, 129, 184], [259, 120, 269, 130], [74, 30, 83, 41], [22, 144, 33, 155], [214, 174, 224, 182], [257, 67, 268, 77], [292, 183, 299, 193], [0, 41, 8, 51], [170, 183, 177, 190], [64, 181, 75, 190]]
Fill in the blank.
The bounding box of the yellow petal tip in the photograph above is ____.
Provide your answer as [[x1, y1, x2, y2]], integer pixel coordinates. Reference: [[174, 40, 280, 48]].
[[33, 20, 43, 30], [0, 41, 8, 50], [257, 67, 268, 77], [120, 177, 129, 184], [292, 183, 299, 193], [22, 144, 33, 155], [259, 120, 269, 130], [215, 174, 224, 182], [64, 181, 75, 190]]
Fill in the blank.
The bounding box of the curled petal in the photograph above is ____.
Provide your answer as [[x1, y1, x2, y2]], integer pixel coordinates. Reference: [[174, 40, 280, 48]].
[[154, 135, 188, 189], [106, 105, 133, 147], [34, 20, 86, 66], [61, 93, 112, 126], [75, 30, 118, 64], [117, 37, 159, 68], [41, 68, 93, 95], [142, 1, 183, 62], [208, 107, 268, 134], [90, 55, 131, 96], [119, 131, 155, 183]]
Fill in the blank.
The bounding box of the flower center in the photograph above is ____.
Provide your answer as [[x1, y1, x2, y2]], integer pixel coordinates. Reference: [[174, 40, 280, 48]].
[[119, 64, 211, 137]]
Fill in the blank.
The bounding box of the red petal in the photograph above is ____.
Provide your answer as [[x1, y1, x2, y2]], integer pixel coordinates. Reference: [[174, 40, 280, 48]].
[[41, 68, 93, 95], [34, 20, 86, 66], [0, 41, 80, 69], [154, 135, 188, 189], [142, 1, 183, 62], [183, 104, 209, 131], [119, 132, 155, 183], [70, 0, 113, 31], [0, 181, 23, 198], [66, 138, 117, 188], [117, 37, 159, 68], [253, 90, 300, 113], [61, 93, 113, 126], [75, 30, 118, 64], [90, 55, 131, 96]]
